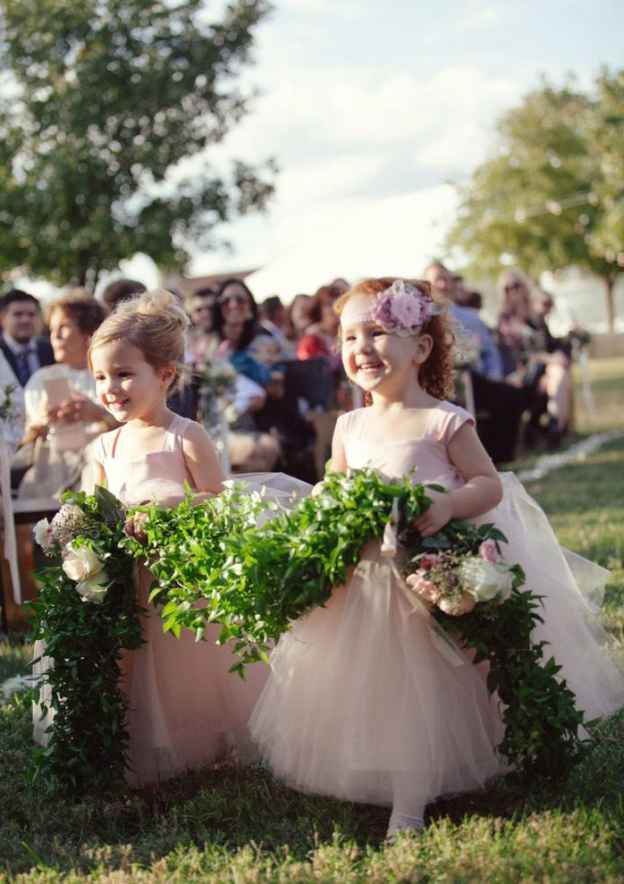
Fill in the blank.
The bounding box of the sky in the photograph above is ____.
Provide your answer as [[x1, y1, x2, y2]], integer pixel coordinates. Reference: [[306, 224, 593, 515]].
[[169, 0, 624, 303], [22, 0, 624, 322]]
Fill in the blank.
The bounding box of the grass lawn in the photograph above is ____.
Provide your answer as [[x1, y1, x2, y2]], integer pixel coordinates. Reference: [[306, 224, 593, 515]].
[[1, 359, 624, 882]]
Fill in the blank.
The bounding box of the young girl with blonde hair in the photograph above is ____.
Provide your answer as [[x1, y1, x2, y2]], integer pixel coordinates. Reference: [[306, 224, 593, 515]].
[[90, 289, 266, 785], [250, 277, 623, 838]]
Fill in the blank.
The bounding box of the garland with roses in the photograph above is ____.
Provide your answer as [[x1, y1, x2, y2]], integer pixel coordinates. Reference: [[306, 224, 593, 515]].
[[31, 471, 588, 795]]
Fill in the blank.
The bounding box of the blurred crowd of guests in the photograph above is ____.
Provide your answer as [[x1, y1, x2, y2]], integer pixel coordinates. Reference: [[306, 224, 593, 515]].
[[0, 265, 588, 502]]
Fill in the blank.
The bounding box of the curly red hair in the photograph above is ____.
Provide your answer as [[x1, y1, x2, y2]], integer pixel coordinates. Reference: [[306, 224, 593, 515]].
[[334, 277, 455, 401]]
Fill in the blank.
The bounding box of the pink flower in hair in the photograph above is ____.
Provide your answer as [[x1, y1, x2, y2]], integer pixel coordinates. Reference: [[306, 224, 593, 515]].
[[369, 280, 436, 336]]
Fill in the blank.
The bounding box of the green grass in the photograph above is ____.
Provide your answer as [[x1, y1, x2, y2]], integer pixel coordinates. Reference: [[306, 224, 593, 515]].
[[2, 359, 624, 882]]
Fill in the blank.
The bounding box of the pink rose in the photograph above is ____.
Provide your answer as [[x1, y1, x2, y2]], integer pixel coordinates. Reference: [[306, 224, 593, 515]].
[[406, 571, 442, 604], [479, 539, 498, 564]]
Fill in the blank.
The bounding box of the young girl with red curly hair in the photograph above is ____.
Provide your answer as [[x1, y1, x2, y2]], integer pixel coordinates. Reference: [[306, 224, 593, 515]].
[[250, 278, 623, 838]]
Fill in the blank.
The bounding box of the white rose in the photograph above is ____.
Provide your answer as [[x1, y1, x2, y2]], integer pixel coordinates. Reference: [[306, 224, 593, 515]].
[[459, 557, 513, 603], [33, 518, 53, 551], [75, 570, 109, 604], [62, 543, 106, 583]]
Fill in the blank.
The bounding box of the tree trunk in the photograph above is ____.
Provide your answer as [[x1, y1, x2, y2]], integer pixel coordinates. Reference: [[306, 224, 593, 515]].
[[604, 276, 616, 334]]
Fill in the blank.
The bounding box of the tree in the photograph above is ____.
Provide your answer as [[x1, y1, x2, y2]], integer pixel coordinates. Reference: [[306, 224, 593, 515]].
[[447, 70, 624, 331], [0, 0, 275, 287]]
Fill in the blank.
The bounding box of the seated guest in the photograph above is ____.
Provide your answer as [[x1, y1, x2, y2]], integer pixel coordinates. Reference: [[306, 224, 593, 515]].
[[259, 295, 294, 357], [187, 285, 219, 367], [424, 261, 534, 464], [17, 292, 113, 498], [214, 278, 273, 387], [288, 294, 318, 349], [526, 288, 573, 447], [296, 287, 341, 367], [0, 289, 54, 388], [424, 264, 503, 381], [0, 288, 51, 456]]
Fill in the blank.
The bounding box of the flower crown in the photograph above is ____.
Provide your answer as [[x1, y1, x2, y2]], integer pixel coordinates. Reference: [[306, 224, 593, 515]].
[[365, 279, 443, 337]]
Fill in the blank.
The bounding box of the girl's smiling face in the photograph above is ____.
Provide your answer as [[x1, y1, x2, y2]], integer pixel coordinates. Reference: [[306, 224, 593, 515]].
[[90, 339, 174, 423], [340, 293, 431, 397]]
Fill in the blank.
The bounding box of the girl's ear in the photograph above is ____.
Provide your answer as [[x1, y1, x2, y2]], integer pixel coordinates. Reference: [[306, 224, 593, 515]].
[[413, 333, 433, 365], [158, 364, 176, 388]]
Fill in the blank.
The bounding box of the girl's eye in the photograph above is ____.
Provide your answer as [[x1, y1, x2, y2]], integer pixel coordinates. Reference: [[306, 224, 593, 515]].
[[372, 329, 385, 337]]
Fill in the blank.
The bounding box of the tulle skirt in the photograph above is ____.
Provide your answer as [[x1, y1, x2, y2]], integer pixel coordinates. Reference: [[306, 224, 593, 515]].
[[250, 473, 624, 808], [121, 473, 312, 787], [121, 565, 268, 787]]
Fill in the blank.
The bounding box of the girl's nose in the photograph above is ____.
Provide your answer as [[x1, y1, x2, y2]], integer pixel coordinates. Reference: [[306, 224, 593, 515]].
[[356, 334, 373, 353]]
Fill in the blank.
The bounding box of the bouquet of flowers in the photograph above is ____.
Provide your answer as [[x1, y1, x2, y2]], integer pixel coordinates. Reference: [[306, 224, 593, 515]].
[[30, 487, 143, 795], [34, 490, 129, 604], [405, 536, 516, 616]]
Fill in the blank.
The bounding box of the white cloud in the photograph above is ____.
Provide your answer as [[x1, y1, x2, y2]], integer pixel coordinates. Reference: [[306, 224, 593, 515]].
[[240, 184, 459, 300]]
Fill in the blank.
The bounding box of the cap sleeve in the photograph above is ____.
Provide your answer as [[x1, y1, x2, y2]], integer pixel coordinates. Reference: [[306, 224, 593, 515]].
[[334, 408, 364, 441], [430, 402, 475, 445]]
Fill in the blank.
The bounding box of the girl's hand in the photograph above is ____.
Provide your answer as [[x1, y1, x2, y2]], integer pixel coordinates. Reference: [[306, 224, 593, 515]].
[[412, 490, 454, 537], [124, 511, 150, 544]]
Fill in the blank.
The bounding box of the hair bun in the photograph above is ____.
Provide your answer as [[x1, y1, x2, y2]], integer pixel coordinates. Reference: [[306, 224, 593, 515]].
[[133, 288, 189, 332]]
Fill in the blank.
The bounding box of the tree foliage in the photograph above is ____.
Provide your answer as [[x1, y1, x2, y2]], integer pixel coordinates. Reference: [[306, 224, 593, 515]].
[[0, 0, 274, 286], [447, 69, 624, 330]]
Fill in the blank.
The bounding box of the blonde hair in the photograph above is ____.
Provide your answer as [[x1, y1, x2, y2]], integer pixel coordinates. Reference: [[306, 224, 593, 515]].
[[335, 277, 456, 400], [88, 289, 189, 382]]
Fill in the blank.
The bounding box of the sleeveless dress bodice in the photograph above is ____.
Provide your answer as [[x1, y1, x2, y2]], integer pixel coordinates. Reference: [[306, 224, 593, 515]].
[[339, 401, 472, 489], [96, 414, 192, 505]]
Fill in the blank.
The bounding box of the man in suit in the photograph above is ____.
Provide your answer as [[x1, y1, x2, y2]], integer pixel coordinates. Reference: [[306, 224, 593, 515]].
[[0, 289, 55, 386]]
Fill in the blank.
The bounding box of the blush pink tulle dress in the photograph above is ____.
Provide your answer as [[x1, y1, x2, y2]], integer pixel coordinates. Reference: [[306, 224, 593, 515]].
[[249, 401, 624, 810], [97, 415, 268, 787]]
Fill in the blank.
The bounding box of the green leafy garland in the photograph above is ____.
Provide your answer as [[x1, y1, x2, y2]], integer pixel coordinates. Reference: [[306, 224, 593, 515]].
[[31, 471, 589, 794], [399, 516, 587, 780], [29, 488, 143, 795]]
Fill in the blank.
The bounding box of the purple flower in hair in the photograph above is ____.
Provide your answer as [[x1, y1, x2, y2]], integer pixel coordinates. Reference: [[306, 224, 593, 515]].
[[369, 280, 436, 336]]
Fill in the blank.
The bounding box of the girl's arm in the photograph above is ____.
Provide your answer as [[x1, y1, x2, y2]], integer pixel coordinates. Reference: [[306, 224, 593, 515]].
[[180, 422, 225, 499], [330, 419, 347, 473], [94, 460, 106, 487], [413, 423, 502, 537]]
